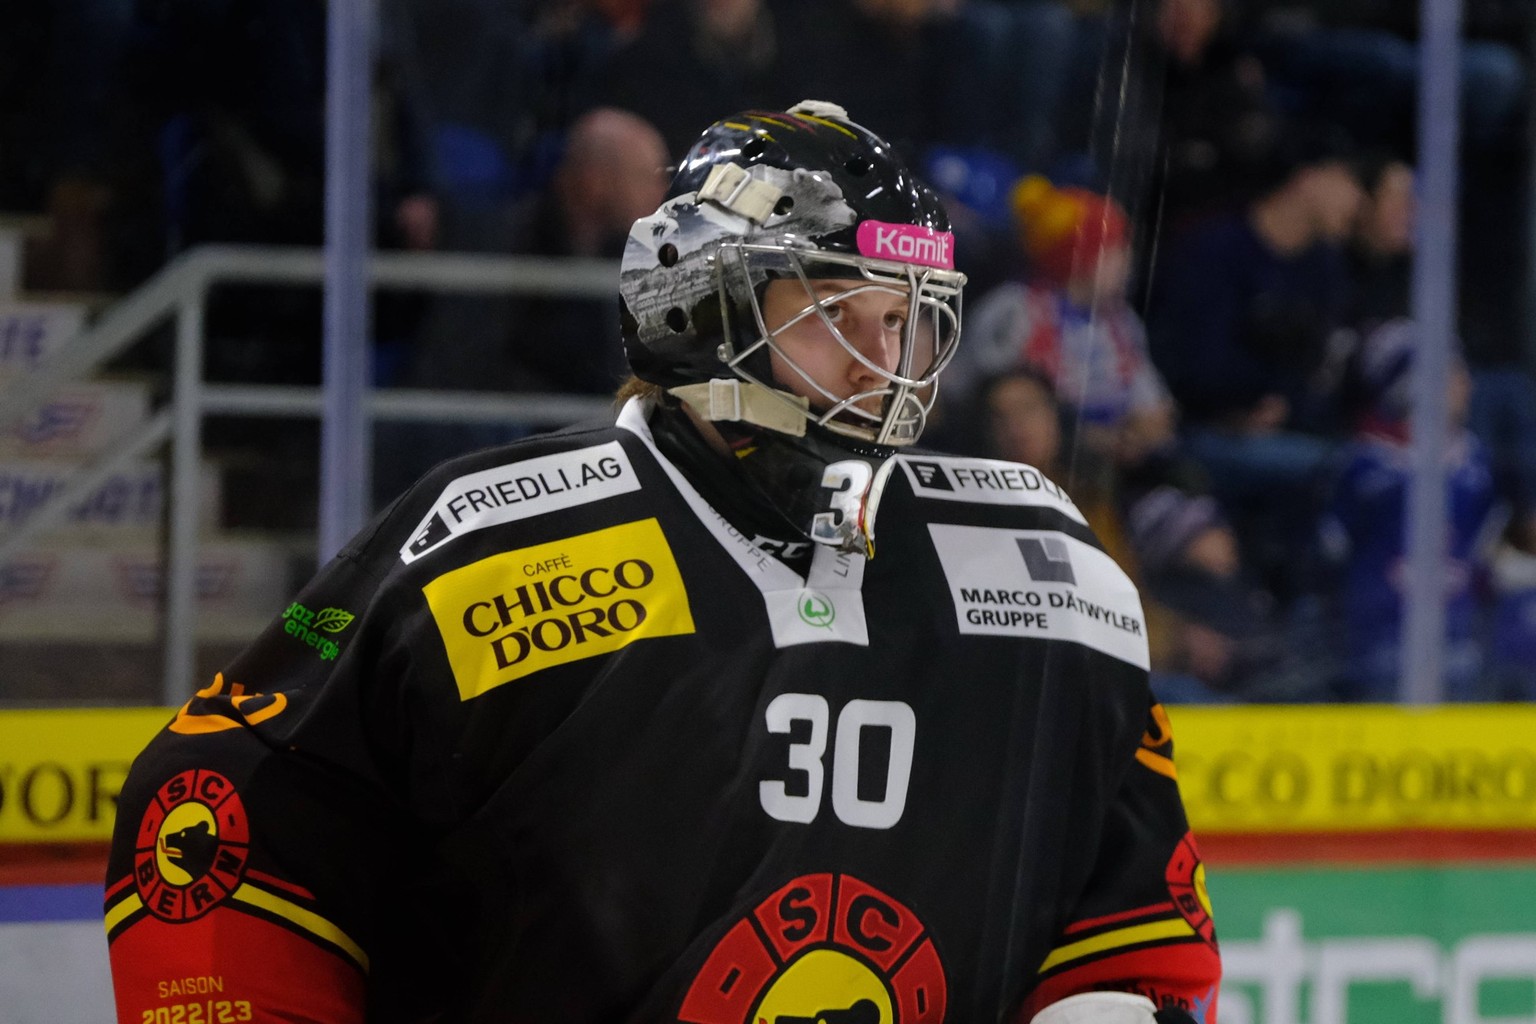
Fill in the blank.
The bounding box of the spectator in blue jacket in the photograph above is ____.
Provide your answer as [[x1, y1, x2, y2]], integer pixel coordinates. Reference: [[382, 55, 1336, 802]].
[[1318, 319, 1498, 701], [1488, 512, 1536, 700]]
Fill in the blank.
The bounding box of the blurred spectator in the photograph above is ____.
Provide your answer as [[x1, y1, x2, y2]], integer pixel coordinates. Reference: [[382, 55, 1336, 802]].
[[401, 0, 654, 218], [1126, 481, 1318, 702], [505, 105, 670, 392], [1351, 159, 1536, 716], [977, 366, 1309, 703], [401, 105, 669, 396], [1347, 155, 1536, 544], [584, 0, 801, 159], [1345, 153, 1415, 328], [1317, 319, 1498, 701], [1488, 512, 1536, 700], [400, 0, 542, 212], [781, 0, 1076, 173], [1469, 367, 1536, 532], [1147, 123, 1363, 441], [1061, 0, 1279, 222], [963, 176, 1177, 471], [119, 0, 444, 530], [130, 0, 440, 383], [1250, 2, 1526, 153], [378, 107, 669, 502], [133, 0, 438, 259], [1248, 1, 1530, 377], [1151, 0, 1280, 226], [0, 0, 151, 290], [921, 145, 1030, 297], [977, 365, 1137, 573], [981, 365, 1067, 478], [1144, 123, 1365, 594], [513, 0, 655, 180]]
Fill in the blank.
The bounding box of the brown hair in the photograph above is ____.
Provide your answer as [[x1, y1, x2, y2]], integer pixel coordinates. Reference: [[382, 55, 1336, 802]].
[[614, 375, 665, 406]]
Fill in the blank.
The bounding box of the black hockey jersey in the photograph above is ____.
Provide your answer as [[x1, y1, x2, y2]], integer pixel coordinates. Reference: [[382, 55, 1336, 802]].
[[105, 398, 1220, 1024]]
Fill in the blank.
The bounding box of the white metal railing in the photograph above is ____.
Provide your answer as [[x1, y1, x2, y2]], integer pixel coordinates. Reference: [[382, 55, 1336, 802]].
[[0, 245, 617, 703]]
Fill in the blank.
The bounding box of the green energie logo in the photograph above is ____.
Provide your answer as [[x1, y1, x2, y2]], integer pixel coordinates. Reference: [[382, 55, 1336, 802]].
[[281, 602, 355, 662]]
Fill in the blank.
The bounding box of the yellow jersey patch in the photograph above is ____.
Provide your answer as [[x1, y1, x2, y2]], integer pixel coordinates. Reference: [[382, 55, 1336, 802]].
[[424, 518, 696, 700]]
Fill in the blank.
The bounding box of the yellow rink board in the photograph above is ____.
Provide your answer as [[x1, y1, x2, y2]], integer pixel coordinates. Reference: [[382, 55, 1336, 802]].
[[6, 704, 1536, 842], [0, 707, 171, 842], [1168, 703, 1536, 833]]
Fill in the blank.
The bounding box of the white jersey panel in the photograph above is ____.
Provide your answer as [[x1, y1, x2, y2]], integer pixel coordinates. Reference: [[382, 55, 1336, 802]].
[[401, 442, 641, 564], [928, 523, 1149, 669], [897, 456, 1088, 525]]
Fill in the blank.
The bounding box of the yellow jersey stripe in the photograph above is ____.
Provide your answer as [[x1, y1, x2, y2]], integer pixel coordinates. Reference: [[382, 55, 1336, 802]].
[[233, 883, 370, 971], [104, 893, 143, 934], [1038, 917, 1196, 974]]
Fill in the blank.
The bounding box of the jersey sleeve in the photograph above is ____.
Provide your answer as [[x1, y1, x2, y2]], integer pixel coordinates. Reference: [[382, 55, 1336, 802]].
[[103, 529, 422, 1024], [1018, 700, 1222, 1024]]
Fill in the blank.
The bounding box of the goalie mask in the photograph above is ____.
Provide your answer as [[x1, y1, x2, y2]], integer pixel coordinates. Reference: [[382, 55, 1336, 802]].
[[619, 101, 966, 555]]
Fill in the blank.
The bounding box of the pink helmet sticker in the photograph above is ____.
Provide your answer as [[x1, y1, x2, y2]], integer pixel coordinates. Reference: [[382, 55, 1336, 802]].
[[856, 221, 956, 270]]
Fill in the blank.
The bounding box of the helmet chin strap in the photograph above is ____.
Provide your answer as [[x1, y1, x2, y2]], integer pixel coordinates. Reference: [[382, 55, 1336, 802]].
[[671, 379, 898, 558], [667, 378, 809, 437]]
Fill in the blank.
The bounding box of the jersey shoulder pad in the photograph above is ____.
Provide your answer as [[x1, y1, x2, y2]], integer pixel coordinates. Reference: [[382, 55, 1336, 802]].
[[394, 424, 646, 566], [892, 453, 1087, 525]]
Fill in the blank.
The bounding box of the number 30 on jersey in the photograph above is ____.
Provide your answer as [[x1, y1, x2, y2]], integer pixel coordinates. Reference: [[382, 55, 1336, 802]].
[[758, 693, 916, 829]]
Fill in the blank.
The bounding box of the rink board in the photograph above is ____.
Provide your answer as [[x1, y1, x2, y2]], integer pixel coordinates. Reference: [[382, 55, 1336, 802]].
[[0, 883, 114, 1023], [5, 705, 1536, 1024]]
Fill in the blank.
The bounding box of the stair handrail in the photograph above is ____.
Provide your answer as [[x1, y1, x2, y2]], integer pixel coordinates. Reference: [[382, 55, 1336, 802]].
[[0, 244, 620, 703]]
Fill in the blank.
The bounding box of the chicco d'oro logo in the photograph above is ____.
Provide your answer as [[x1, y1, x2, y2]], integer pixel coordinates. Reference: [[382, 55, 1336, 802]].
[[133, 769, 250, 923], [679, 873, 946, 1024], [424, 518, 696, 700], [797, 590, 836, 629]]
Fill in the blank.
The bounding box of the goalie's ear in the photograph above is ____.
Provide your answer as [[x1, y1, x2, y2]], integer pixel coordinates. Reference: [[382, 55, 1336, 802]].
[[1029, 992, 1159, 1024]]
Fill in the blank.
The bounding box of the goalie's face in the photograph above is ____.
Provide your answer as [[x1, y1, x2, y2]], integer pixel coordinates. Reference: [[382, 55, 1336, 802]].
[[763, 277, 909, 415], [756, 275, 946, 444]]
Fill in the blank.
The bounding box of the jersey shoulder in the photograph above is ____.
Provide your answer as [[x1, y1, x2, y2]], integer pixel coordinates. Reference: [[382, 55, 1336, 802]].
[[888, 451, 1089, 530], [892, 452, 1149, 671], [363, 418, 656, 570]]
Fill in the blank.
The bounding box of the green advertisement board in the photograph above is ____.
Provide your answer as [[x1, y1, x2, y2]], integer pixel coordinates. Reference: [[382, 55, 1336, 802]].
[[1210, 863, 1536, 1024]]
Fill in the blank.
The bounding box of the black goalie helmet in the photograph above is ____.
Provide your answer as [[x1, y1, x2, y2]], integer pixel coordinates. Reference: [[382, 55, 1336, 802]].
[[619, 101, 966, 448]]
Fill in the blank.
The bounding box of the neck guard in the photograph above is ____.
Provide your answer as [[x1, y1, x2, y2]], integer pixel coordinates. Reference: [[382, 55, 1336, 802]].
[[715, 417, 899, 559]]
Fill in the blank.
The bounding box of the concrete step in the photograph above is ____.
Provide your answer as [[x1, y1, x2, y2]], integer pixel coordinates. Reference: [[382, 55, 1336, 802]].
[[0, 456, 221, 537], [0, 533, 305, 647], [0, 640, 249, 706], [0, 299, 87, 374], [0, 377, 152, 458]]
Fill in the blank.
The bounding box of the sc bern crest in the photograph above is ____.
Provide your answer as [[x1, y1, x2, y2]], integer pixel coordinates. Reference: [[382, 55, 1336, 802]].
[[133, 769, 250, 922], [679, 873, 946, 1024]]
